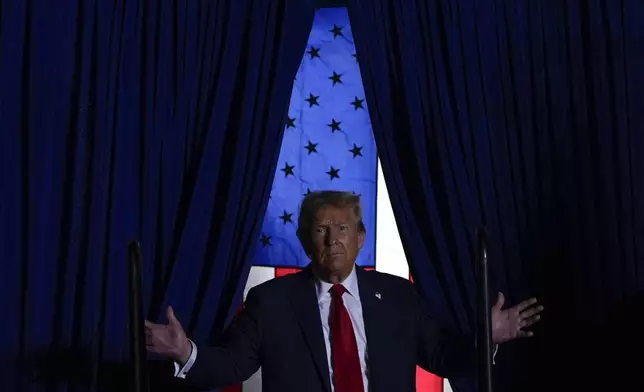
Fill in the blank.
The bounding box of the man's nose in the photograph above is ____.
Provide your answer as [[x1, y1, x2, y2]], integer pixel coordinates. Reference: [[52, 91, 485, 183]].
[[324, 228, 340, 245]]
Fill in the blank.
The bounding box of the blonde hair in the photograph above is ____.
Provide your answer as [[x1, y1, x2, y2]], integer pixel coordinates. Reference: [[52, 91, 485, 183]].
[[297, 191, 366, 246]]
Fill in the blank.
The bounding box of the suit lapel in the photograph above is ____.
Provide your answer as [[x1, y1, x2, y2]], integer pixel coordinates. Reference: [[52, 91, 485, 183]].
[[291, 268, 332, 392], [357, 267, 389, 392]]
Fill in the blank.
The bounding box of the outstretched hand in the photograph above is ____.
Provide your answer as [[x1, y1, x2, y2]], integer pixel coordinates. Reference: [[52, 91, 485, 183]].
[[491, 293, 543, 344], [145, 306, 192, 364]]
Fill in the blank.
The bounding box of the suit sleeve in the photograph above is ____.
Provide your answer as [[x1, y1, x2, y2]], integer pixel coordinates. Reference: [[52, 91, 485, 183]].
[[177, 287, 263, 390], [412, 285, 476, 379]]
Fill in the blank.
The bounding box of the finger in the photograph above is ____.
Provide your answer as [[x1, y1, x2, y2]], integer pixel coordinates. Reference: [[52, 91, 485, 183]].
[[145, 320, 161, 330], [166, 306, 178, 325], [145, 343, 160, 353], [520, 314, 541, 328], [520, 305, 544, 319], [493, 292, 505, 310], [516, 297, 538, 312], [517, 330, 534, 338]]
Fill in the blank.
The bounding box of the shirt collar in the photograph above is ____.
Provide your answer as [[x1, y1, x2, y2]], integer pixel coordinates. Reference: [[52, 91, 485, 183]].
[[315, 264, 360, 302]]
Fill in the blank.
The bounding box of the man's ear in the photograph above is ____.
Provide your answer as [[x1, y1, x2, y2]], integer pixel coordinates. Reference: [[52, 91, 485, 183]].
[[358, 230, 365, 250]]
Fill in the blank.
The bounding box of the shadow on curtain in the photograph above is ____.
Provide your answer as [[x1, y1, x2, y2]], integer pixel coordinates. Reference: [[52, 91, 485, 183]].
[[0, 0, 314, 391], [348, 0, 644, 391]]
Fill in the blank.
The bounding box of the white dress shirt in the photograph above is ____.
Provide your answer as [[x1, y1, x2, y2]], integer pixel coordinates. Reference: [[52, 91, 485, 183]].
[[173, 266, 370, 391], [315, 265, 369, 391]]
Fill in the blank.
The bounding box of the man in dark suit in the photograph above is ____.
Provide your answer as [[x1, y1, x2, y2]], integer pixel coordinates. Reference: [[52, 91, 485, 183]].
[[145, 191, 543, 392]]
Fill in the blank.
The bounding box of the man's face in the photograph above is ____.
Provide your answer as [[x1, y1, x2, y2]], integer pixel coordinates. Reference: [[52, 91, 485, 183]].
[[308, 205, 365, 277]]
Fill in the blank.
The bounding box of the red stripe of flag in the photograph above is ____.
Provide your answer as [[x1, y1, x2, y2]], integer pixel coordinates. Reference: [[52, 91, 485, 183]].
[[275, 267, 301, 278]]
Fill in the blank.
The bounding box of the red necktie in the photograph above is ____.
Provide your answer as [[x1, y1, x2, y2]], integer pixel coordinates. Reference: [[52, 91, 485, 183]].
[[329, 284, 364, 392]]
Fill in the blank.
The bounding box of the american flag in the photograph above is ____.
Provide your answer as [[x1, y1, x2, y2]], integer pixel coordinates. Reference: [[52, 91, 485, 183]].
[[251, 7, 377, 269], [231, 7, 452, 392]]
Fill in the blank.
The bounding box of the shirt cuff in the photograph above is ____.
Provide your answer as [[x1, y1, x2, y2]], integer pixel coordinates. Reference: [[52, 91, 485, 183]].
[[173, 339, 198, 379], [492, 344, 499, 365]]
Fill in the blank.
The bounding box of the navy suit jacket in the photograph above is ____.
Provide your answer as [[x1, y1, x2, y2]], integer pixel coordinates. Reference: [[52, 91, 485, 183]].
[[179, 266, 475, 392]]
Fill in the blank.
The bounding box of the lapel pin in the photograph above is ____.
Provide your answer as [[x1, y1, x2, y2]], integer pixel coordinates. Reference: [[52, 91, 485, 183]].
[[375, 292, 382, 299]]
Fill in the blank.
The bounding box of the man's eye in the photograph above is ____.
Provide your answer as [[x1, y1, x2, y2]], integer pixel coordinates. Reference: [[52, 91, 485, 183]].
[[316, 227, 326, 233], [340, 226, 348, 231]]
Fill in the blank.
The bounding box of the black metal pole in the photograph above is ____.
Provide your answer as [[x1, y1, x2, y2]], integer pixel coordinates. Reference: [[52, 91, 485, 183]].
[[475, 228, 493, 392], [128, 240, 149, 392]]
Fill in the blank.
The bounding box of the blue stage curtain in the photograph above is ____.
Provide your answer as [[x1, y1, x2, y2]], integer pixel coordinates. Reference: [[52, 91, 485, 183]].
[[348, 1, 644, 391], [0, 0, 314, 391]]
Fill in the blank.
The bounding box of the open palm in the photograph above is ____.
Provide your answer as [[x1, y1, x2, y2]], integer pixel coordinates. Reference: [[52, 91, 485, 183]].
[[145, 306, 192, 363], [491, 293, 543, 344]]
